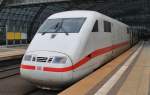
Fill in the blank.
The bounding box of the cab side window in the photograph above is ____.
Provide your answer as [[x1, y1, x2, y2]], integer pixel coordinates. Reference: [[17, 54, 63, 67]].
[[104, 21, 111, 32], [92, 20, 98, 32]]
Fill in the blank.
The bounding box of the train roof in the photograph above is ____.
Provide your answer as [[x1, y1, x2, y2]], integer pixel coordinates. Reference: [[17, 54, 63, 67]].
[[49, 10, 100, 18], [48, 10, 128, 27]]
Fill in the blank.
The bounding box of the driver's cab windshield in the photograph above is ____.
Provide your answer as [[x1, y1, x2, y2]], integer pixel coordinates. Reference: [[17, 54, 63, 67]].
[[38, 18, 86, 33]]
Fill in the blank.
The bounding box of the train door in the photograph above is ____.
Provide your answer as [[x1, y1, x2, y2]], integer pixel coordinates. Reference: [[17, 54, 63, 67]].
[[127, 27, 132, 47], [103, 20, 113, 59]]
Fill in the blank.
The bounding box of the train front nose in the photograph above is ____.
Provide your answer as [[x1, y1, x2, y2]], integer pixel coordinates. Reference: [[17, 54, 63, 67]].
[[20, 51, 73, 88]]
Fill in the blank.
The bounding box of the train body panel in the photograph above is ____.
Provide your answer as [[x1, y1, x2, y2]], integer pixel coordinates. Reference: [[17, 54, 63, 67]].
[[71, 13, 130, 81], [20, 10, 135, 88]]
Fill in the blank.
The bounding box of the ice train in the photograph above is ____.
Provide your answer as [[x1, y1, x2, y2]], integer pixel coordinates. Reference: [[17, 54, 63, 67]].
[[20, 10, 138, 89]]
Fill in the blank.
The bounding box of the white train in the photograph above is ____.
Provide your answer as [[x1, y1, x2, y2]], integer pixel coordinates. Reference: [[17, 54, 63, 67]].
[[20, 10, 138, 89]]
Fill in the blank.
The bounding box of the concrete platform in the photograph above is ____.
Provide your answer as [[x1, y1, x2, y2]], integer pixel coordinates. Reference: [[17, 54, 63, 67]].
[[115, 41, 150, 95], [0, 47, 26, 61]]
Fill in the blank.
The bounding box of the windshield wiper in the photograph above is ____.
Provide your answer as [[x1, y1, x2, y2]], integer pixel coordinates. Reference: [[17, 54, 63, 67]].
[[59, 21, 69, 36], [41, 23, 61, 35], [41, 32, 48, 35], [65, 32, 69, 36]]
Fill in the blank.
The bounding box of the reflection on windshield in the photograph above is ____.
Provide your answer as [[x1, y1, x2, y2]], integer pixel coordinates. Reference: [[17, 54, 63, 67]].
[[38, 18, 86, 33]]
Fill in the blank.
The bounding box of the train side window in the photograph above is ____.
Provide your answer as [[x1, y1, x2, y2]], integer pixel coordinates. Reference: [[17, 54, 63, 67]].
[[92, 20, 98, 32], [104, 21, 111, 32]]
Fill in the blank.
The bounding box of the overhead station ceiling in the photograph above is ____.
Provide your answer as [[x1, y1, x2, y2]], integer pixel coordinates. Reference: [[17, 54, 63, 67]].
[[0, 0, 149, 41], [2, 0, 69, 6], [93, 0, 150, 30]]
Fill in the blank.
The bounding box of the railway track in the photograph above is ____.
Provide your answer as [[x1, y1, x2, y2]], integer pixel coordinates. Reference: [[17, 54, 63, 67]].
[[0, 58, 21, 79], [0, 64, 19, 72], [25, 88, 61, 95], [0, 64, 20, 79], [0, 58, 22, 67]]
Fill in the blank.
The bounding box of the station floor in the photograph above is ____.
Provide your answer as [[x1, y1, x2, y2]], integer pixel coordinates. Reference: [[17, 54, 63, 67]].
[[0, 46, 26, 61], [0, 45, 27, 52], [116, 41, 150, 95]]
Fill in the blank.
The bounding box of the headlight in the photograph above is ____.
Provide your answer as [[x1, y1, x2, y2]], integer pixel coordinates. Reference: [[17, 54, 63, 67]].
[[52, 56, 67, 64], [23, 55, 32, 61]]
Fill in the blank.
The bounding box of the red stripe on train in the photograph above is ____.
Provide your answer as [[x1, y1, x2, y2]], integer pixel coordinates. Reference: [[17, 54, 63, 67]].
[[21, 41, 129, 72], [21, 64, 35, 70]]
